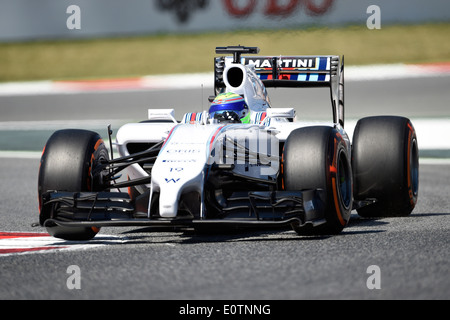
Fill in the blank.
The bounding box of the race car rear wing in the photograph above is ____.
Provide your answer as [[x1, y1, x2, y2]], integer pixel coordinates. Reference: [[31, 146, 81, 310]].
[[241, 55, 339, 88], [215, 46, 345, 127]]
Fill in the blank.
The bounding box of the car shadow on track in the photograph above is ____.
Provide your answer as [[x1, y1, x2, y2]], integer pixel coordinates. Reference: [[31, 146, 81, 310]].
[[119, 214, 390, 244], [409, 212, 450, 217]]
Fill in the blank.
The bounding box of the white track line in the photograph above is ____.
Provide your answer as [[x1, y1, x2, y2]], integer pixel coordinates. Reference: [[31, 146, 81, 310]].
[[0, 232, 128, 257]]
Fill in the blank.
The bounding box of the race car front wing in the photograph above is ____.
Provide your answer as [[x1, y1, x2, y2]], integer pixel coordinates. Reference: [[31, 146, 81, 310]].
[[40, 189, 328, 230]]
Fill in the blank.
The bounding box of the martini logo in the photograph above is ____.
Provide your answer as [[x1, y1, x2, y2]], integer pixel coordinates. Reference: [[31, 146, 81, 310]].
[[244, 57, 317, 69]]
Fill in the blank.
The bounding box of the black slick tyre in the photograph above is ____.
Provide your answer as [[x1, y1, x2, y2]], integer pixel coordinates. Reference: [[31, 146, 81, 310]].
[[282, 126, 353, 235], [38, 129, 110, 240], [352, 116, 419, 217]]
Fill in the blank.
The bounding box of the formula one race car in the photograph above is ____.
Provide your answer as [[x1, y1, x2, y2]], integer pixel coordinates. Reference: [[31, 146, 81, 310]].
[[38, 46, 419, 240]]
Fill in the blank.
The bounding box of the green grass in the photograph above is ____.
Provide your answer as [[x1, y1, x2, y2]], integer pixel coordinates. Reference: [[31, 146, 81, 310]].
[[1, 23, 449, 82]]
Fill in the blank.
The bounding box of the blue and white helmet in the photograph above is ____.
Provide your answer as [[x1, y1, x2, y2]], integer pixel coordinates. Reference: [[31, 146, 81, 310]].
[[209, 92, 250, 123]]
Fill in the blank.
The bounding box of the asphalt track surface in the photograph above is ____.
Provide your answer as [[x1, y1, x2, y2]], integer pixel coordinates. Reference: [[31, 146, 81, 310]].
[[0, 76, 449, 301], [2, 75, 450, 122]]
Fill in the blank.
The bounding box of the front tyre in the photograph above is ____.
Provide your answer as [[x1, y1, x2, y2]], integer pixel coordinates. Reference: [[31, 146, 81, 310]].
[[38, 129, 110, 240], [282, 126, 353, 235]]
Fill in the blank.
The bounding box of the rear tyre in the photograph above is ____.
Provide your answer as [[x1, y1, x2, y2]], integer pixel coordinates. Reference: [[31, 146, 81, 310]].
[[352, 116, 419, 217], [282, 126, 353, 235], [38, 129, 110, 240]]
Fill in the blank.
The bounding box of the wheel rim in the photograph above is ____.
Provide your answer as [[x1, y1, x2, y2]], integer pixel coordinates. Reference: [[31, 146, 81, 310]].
[[337, 150, 352, 210], [410, 138, 419, 199]]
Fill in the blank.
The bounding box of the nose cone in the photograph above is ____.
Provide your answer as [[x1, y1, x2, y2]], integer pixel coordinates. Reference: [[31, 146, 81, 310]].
[[151, 124, 226, 218], [158, 192, 179, 218]]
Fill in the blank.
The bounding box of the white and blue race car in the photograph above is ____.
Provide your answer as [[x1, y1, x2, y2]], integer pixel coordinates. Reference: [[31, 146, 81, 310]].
[[38, 46, 419, 240]]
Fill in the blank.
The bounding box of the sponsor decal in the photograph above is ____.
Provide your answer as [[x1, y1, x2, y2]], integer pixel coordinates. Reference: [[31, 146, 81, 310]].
[[163, 159, 197, 163], [244, 57, 317, 69], [166, 149, 201, 154]]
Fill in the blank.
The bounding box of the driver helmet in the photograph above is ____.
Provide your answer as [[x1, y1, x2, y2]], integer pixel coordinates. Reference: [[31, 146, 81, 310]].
[[209, 92, 250, 124]]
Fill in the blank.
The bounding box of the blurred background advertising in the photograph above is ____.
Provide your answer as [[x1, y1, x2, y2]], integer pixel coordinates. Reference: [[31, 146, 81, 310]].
[[1, 0, 449, 40], [0, 0, 449, 81], [0, 0, 449, 158]]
